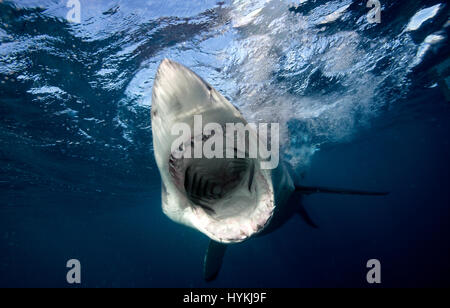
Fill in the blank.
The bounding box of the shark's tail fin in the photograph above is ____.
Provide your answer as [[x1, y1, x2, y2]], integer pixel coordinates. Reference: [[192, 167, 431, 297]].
[[295, 185, 389, 196]]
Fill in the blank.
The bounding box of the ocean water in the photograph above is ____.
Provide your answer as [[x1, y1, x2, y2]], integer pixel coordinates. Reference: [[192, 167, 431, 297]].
[[0, 0, 449, 287]]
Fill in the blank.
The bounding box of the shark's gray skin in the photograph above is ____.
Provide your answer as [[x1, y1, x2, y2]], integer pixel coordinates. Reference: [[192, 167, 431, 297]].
[[151, 59, 388, 281]]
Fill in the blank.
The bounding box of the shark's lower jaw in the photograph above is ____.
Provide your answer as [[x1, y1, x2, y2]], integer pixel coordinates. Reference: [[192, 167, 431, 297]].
[[169, 146, 275, 243]]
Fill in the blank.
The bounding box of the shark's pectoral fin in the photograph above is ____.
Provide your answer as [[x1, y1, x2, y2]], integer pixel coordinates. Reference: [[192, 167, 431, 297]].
[[295, 185, 389, 196], [203, 240, 227, 282], [296, 204, 319, 229]]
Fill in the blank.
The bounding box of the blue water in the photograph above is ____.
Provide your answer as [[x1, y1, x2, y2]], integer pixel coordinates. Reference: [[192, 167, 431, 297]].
[[0, 0, 449, 287]]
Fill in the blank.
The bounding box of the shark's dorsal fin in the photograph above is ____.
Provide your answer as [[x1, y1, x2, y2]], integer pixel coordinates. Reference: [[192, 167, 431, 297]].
[[295, 185, 389, 196], [203, 240, 227, 282]]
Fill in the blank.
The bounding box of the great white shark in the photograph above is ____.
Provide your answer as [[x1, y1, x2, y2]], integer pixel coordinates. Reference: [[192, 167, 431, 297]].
[[151, 59, 388, 281]]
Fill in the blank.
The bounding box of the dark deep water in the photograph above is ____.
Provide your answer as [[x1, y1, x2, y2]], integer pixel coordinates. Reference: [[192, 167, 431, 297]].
[[0, 0, 449, 287]]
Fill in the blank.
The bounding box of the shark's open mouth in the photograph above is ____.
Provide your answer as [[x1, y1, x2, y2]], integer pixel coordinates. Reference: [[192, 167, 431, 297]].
[[168, 137, 275, 243], [185, 158, 250, 214]]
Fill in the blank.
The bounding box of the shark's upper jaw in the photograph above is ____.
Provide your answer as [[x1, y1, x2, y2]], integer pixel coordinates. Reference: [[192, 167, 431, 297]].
[[152, 59, 275, 244]]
